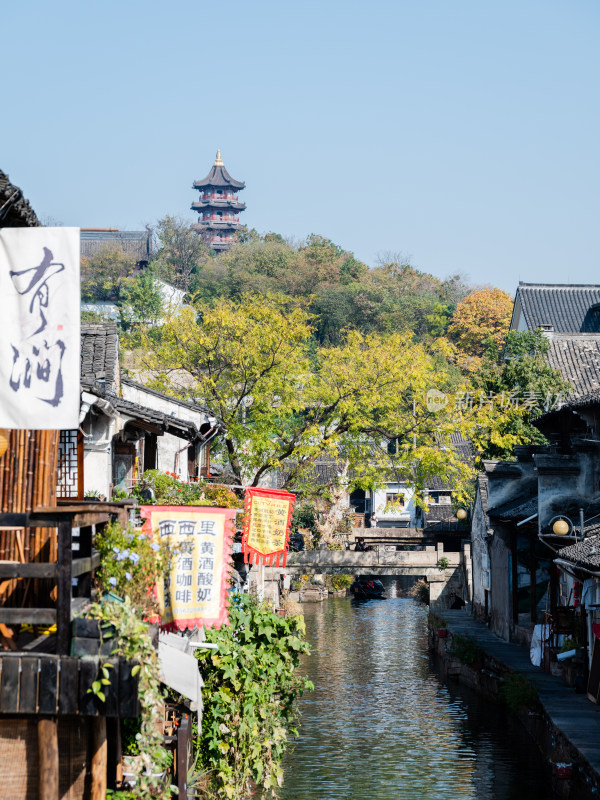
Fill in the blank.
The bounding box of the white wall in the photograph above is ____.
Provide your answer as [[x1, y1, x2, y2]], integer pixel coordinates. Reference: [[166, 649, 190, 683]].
[[157, 432, 190, 482], [82, 413, 115, 498], [372, 483, 417, 525], [471, 482, 490, 619]]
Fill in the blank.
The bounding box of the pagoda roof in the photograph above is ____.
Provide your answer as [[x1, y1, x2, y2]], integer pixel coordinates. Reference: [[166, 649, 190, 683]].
[[191, 199, 246, 212], [193, 150, 245, 190]]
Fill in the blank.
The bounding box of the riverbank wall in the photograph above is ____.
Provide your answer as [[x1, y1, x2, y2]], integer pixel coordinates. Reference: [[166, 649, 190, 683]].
[[431, 610, 600, 799]]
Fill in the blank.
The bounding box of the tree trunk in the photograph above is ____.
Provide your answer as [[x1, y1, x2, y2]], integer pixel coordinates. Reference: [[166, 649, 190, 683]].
[[315, 460, 350, 543]]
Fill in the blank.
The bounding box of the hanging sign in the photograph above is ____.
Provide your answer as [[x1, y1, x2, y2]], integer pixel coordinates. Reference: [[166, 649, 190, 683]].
[[140, 505, 236, 630], [0, 227, 80, 429], [241, 487, 295, 567]]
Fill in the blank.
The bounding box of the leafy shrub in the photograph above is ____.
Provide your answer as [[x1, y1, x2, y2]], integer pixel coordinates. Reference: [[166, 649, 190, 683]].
[[292, 502, 318, 534], [93, 521, 168, 617], [136, 469, 242, 509], [449, 633, 484, 665], [408, 578, 429, 604], [327, 574, 353, 591], [501, 673, 539, 714], [195, 594, 313, 798], [427, 612, 447, 630], [438, 556, 449, 570]]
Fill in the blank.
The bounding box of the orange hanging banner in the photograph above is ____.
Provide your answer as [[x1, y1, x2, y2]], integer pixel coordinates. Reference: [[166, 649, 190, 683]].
[[241, 487, 295, 567], [140, 505, 236, 630]]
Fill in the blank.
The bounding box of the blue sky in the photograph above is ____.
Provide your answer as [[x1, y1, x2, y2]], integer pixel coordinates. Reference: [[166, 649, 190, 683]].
[[3, 0, 599, 292]]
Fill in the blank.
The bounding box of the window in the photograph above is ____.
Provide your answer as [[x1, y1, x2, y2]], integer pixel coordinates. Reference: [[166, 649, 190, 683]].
[[385, 493, 405, 507], [56, 429, 84, 499]]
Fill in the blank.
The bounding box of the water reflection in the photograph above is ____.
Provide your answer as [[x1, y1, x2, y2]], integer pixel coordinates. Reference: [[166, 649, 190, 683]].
[[279, 594, 555, 800]]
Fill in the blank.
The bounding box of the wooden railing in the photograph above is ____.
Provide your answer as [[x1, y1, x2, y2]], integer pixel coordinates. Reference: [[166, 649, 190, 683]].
[[0, 503, 128, 654]]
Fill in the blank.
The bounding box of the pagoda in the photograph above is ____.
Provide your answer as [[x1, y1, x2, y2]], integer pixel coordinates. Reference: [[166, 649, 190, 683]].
[[191, 150, 246, 251]]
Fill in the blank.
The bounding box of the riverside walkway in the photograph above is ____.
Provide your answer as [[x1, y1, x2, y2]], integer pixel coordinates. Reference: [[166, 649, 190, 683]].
[[442, 609, 600, 782]]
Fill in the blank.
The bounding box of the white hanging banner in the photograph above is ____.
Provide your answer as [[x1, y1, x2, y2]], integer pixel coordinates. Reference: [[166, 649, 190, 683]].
[[0, 227, 80, 429]]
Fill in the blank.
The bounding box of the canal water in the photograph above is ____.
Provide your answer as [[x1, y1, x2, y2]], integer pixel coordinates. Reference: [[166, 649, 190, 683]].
[[279, 591, 556, 800]]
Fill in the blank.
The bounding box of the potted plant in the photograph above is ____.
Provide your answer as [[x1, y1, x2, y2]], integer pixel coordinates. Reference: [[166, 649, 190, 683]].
[[427, 611, 448, 637]]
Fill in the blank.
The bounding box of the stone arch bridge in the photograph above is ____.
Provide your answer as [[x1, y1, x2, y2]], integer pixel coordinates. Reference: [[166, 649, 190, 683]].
[[263, 531, 473, 609]]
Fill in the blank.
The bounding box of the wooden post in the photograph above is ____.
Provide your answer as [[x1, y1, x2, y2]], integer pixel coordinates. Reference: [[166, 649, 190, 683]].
[[529, 533, 537, 623], [91, 717, 108, 800], [177, 714, 191, 800], [38, 718, 59, 800], [106, 718, 123, 789], [56, 517, 72, 655]]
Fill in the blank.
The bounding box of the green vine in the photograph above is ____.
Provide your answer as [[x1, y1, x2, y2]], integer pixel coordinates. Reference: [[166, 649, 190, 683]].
[[88, 597, 174, 799], [195, 594, 313, 799]]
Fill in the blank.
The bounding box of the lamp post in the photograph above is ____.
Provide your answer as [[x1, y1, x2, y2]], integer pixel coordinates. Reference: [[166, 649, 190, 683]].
[[456, 508, 467, 521]]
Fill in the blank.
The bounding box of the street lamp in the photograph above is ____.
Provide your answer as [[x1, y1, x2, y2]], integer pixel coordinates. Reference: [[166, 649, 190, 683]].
[[456, 508, 467, 520], [552, 518, 570, 536]]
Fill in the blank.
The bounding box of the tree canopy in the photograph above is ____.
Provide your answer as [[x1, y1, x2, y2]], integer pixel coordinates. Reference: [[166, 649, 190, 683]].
[[143, 294, 474, 501]]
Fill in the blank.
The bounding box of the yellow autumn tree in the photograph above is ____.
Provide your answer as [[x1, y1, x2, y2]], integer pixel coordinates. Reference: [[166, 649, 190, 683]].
[[447, 288, 513, 364], [142, 294, 473, 502]]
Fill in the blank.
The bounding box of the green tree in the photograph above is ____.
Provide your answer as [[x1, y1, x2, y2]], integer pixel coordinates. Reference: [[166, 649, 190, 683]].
[[120, 270, 163, 330], [152, 215, 210, 290], [468, 329, 571, 459], [81, 246, 136, 301], [143, 294, 473, 505]]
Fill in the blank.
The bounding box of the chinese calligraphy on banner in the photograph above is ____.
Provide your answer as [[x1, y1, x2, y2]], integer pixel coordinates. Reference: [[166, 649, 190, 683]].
[[0, 227, 80, 429], [242, 487, 295, 567], [140, 505, 236, 630]]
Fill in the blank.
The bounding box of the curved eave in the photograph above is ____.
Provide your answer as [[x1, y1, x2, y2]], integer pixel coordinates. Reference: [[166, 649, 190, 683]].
[[191, 200, 246, 212], [192, 164, 245, 190], [192, 221, 244, 232]]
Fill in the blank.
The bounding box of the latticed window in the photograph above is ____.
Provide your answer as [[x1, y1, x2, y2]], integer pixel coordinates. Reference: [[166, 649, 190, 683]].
[[56, 429, 84, 500]]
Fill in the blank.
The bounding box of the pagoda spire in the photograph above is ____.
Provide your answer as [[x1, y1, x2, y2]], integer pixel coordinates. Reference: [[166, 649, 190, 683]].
[[191, 152, 246, 252]]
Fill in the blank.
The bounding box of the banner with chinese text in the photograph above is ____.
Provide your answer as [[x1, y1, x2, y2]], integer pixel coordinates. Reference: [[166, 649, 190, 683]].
[[241, 487, 295, 567], [140, 505, 235, 630], [0, 227, 80, 428]]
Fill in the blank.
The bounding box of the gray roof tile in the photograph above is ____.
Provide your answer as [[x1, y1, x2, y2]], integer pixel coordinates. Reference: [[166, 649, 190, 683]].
[[547, 334, 600, 396], [80, 229, 152, 263], [556, 532, 600, 570], [0, 170, 39, 228], [80, 322, 119, 394], [193, 163, 245, 191], [517, 283, 600, 333]]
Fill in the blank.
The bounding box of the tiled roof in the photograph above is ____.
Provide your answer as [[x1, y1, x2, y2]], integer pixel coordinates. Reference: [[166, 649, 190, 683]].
[[111, 397, 199, 441], [534, 389, 600, 425], [547, 334, 600, 396], [192, 163, 245, 190], [517, 283, 600, 333], [427, 433, 473, 490], [477, 473, 489, 515], [121, 377, 213, 417], [488, 495, 538, 521], [425, 503, 456, 522], [556, 533, 600, 570], [80, 322, 119, 394], [80, 230, 152, 263], [0, 170, 39, 228]]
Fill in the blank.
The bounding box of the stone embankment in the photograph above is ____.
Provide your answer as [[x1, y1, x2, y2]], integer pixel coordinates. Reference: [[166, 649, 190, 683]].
[[432, 610, 600, 799]]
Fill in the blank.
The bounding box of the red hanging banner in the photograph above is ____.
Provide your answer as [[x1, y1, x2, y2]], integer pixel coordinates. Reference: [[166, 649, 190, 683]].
[[241, 487, 295, 567]]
